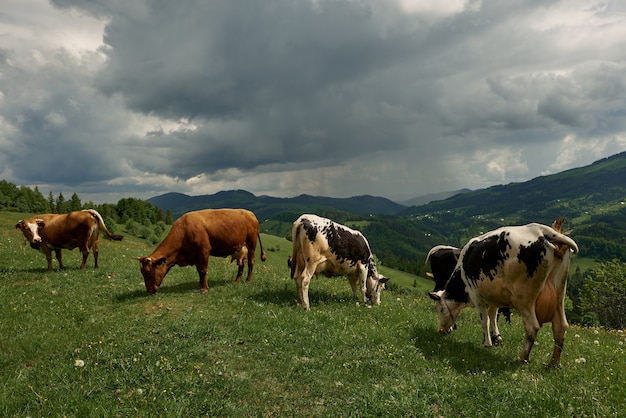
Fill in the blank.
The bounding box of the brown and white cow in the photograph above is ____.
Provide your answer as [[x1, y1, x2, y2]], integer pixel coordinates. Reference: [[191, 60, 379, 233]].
[[428, 220, 578, 367], [291, 214, 389, 311], [138, 208, 266, 294], [15, 209, 124, 270]]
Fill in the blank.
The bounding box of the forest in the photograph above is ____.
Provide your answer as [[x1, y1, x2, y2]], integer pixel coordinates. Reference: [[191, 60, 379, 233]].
[[0, 180, 173, 244], [0, 179, 624, 329]]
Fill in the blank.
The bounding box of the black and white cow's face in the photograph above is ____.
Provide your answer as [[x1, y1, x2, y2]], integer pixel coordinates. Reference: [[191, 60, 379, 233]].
[[366, 273, 389, 305], [428, 290, 465, 333]]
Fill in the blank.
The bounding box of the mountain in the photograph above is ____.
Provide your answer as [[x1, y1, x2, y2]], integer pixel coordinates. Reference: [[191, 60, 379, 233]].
[[147, 190, 408, 220], [401, 150, 626, 221], [400, 189, 471, 207], [147, 151, 626, 274]]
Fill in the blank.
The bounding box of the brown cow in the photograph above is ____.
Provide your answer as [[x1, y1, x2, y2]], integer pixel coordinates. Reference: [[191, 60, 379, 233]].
[[138, 208, 267, 294], [15, 209, 124, 269]]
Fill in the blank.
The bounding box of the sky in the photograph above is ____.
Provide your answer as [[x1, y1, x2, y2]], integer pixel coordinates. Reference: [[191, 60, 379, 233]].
[[1, 0, 625, 204]]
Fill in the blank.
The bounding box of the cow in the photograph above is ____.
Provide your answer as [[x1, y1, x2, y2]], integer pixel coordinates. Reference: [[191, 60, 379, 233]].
[[15, 209, 124, 270], [428, 219, 578, 367], [425, 245, 511, 324], [290, 214, 389, 311], [425, 245, 461, 292], [138, 208, 267, 294]]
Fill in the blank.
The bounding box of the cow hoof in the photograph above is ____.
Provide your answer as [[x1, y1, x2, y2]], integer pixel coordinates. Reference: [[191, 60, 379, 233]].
[[492, 335, 503, 345], [199, 289, 208, 294]]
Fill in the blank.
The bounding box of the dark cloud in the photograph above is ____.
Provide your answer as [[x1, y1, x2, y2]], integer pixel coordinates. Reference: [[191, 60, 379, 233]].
[[1, 0, 625, 202]]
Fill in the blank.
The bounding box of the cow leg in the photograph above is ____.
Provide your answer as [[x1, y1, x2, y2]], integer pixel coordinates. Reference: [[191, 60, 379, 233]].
[[347, 275, 362, 302], [294, 263, 316, 310], [79, 251, 89, 269], [92, 241, 99, 268], [245, 248, 255, 282], [518, 307, 541, 363], [548, 297, 569, 368], [54, 249, 64, 269], [295, 274, 313, 311], [197, 264, 209, 294], [488, 306, 503, 345], [234, 260, 245, 283], [477, 303, 493, 347]]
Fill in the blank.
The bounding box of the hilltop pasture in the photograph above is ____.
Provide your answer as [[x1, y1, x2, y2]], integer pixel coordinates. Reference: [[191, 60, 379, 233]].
[[1, 211, 624, 417]]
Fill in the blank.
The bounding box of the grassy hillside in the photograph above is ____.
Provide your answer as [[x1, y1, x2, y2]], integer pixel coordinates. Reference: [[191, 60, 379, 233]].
[[1, 211, 624, 417]]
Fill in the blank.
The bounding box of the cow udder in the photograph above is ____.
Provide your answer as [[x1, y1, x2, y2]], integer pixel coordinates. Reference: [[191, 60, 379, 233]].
[[535, 280, 557, 324]]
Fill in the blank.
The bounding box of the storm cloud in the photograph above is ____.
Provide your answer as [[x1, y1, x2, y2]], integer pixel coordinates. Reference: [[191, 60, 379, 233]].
[[1, 0, 625, 203]]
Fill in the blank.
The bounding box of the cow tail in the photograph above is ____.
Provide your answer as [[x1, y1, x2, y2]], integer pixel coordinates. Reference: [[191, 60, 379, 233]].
[[86, 209, 124, 241], [541, 225, 578, 254], [257, 233, 267, 262], [290, 228, 301, 280]]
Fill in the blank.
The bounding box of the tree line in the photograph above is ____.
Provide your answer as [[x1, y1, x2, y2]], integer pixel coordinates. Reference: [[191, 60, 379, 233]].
[[0, 180, 173, 243]]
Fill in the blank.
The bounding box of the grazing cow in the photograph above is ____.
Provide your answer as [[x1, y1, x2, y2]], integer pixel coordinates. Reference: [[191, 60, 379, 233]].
[[429, 220, 578, 367], [425, 245, 511, 324], [15, 209, 124, 270], [138, 209, 266, 294], [291, 214, 389, 311], [425, 245, 461, 292]]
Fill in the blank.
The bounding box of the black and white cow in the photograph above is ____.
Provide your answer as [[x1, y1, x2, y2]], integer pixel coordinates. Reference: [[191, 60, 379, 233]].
[[425, 245, 460, 292], [425, 245, 511, 324], [291, 214, 389, 311], [429, 220, 578, 367]]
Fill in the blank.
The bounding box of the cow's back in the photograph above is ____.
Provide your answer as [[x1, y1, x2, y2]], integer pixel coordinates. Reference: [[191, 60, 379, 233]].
[[38, 212, 97, 247], [177, 209, 259, 257], [292, 214, 371, 276], [460, 224, 572, 308]]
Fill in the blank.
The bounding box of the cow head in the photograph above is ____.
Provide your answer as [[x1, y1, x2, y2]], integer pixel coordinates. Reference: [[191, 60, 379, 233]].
[[138, 256, 168, 294], [428, 290, 465, 333], [365, 274, 389, 306], [15, 219, 45, 249]]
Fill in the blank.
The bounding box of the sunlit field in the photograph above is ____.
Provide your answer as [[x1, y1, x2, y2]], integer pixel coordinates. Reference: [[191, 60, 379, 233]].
[[1, 211, 624, 417]]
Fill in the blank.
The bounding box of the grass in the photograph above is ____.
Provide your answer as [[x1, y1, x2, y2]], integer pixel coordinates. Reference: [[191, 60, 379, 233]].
[[1, 211, 624, 417]]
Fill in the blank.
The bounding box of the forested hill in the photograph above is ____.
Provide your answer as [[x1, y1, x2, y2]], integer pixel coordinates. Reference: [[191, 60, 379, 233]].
[[402, 150, 626, 222], [147, 190, 407, 220]]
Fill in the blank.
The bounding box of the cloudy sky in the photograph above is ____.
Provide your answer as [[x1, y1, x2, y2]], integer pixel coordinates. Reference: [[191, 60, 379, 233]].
[[1, 0, 625, 204]]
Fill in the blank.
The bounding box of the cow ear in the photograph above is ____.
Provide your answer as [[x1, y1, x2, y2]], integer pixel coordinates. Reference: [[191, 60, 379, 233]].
[[378, 276, 389, 284], [155, 257, 167, 266], [15, 221, 24, 230], [428, 292, 441, 301], [36, 219, 45, 229]]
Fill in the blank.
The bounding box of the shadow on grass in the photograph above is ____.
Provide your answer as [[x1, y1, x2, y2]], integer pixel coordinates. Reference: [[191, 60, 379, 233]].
[[114, 273, 247, 302], [411, 324, 526, 374], [250, 283, 362, 309]]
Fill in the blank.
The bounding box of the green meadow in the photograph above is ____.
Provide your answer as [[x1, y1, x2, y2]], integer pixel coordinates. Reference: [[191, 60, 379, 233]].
[[0, 211, 624, 417]]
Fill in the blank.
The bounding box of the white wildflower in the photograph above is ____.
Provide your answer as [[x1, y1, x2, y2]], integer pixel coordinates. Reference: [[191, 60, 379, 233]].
[[74, 359, 85, 367], [575, 358, 586, 364]]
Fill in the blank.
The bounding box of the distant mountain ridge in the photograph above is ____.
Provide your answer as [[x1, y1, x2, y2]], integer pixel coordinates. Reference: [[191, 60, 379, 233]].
[[148, 190, 409, 220], [400, 189, 471, 207], [401, 150, 626, 220], [148, 151, 626, 222]]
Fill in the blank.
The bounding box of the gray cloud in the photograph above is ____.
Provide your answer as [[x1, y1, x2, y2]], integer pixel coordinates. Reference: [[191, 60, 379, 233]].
[[0, 0, 625, 203]]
